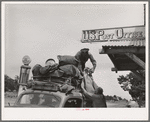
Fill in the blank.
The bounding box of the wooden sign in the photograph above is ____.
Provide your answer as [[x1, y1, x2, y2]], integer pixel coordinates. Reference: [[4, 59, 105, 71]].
[[81, 26, 145, 43]]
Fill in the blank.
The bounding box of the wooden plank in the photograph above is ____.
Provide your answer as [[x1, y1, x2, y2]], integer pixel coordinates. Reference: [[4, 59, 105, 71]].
[[99, 47, 145, 54], [125, 53, 145, 69]]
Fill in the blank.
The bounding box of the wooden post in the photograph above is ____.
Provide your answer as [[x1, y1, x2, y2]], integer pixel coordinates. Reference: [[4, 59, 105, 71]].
[[125, 53, 145, 69]]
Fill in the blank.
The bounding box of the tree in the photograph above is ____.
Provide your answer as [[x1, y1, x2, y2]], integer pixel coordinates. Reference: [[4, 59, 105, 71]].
[[14, 75, 20, 92], [14, 75, 19, 83], [105, 95, 114, 101], [118, 97, 122, 100], [5, 74, 19, 92], [5, 75, 15, 92], [117, 70, 145, 107], [105, 95, 123, 101]]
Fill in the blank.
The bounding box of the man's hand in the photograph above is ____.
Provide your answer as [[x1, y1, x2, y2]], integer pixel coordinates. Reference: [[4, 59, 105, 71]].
[[80, 89, 84, 93], [89, 68, 94, 74]]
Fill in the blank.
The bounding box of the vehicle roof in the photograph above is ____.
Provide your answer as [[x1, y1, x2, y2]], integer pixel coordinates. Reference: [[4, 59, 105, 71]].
[[20, 88, 83, 98]]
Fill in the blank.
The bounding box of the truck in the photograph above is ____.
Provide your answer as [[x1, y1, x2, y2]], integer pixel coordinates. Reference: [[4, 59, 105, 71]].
[[13, 55, 84, 108]]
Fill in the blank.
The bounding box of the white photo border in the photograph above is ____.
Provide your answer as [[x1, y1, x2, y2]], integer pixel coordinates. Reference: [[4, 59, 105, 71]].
[[1, 1, 149, 121]]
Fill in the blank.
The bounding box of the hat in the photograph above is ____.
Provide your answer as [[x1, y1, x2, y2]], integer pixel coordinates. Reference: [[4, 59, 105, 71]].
[[45, 58, 55, 63], [96, 87, 103, 94], [81, 48, 89, 51]]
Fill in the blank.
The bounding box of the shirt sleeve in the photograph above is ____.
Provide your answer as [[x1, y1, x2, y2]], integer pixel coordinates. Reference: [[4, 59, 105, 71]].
[[75, 51, 81, 62], [88, 52, 96, 70]]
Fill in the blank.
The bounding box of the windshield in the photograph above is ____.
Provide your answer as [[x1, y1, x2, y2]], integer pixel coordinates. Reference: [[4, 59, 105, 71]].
[[17, 93, 61, 107]]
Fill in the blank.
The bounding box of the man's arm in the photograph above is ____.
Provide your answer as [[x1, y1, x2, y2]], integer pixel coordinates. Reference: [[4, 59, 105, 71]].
[[74, 51, 81, 62], [75, 51, 83, 73], [88, 52, 96, 72]]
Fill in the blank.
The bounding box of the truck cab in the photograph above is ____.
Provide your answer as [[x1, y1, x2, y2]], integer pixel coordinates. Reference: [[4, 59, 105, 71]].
[[14, 55, 84, 108], [14, 85, 83, 108]]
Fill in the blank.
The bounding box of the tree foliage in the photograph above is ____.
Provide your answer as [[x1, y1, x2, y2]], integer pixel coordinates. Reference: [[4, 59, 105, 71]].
[[5, 74, 19, 92], [105, 95, 125, 101], [117, 70, 145, 107]]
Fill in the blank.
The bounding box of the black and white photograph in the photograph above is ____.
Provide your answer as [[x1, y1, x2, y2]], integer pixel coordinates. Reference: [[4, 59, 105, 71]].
[[2, 1, 149, 121]]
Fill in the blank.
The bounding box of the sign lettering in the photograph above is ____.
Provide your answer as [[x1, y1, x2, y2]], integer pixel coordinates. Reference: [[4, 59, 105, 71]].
[[81, 26, 145, 43]]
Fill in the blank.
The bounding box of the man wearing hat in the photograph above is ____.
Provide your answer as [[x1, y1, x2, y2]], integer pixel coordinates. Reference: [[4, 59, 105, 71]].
[[81, 86, 107, 107], [75, 48, 97, 74]]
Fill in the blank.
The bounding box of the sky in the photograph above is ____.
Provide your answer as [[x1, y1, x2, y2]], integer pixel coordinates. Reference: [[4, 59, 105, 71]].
[[4, 2, 145, 100]]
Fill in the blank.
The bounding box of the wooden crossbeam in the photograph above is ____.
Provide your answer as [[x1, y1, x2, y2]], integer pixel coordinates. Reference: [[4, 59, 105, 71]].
[[111, 67, 118, 73], [131, 70, 145, 83], [125, 53, 145, 69]]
